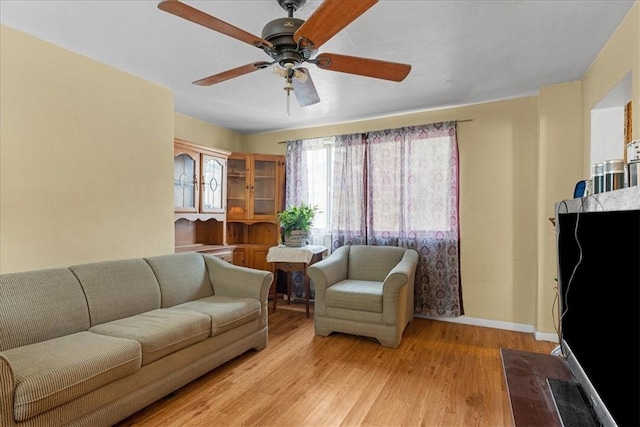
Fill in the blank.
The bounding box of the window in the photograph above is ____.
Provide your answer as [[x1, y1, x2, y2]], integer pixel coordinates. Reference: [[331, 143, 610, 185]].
[[285, 122, 463, 317]]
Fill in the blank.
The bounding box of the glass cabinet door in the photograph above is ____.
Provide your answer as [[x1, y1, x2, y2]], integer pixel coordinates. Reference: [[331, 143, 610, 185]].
[[252, 157, 277, 218], [174, 151, 199, 213], [201, 154, 225, 213], [227, 157, 247, 219]]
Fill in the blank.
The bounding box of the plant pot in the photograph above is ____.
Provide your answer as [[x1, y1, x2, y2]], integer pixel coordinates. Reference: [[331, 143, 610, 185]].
[[284, 230, 308, 247]]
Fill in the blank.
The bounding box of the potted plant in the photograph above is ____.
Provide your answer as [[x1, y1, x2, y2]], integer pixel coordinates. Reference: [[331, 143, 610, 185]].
[[277, 203, 319, 247]]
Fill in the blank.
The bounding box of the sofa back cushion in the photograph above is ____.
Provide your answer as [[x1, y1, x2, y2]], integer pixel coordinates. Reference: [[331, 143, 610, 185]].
[[71, 259, 161, 326], [145, 252, 213, 308], [347, 245, 408, 281], [0, 268, 90, 351]]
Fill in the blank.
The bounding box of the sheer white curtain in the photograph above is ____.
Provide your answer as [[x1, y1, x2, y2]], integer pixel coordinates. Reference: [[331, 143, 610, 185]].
[[284, 137, 330, 246], [330, 133, 367, 247]]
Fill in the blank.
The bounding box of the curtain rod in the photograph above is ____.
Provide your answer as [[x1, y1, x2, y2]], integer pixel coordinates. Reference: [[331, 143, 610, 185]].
[[276, 119, 473, 144]]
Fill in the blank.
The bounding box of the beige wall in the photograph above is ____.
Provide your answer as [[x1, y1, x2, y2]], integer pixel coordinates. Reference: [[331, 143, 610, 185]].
[[582, 2, 639, 174], [536, 81, 583, 336], [535, 1, 639, 336], [174, 113, 245, 153], [0, 25, 175, 273], [247, 98, 543, 328], [243, 3, 639, 338], [0, 2, 636, 335]]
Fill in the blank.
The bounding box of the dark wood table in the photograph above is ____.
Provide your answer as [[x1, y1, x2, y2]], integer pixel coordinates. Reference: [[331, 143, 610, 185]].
[[501, 348, 597, 427]]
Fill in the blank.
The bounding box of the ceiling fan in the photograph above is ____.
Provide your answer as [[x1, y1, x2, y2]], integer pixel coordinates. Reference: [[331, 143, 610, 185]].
[[157, 0, 412, 111]]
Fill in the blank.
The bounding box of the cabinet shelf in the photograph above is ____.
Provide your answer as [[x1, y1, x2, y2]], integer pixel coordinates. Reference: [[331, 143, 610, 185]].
[[175, 244, 235, 263], [175, 244, 232, 253], [174, 139, 231, 260], [174, 213, 225, 222], [226, 153, 284, 270]]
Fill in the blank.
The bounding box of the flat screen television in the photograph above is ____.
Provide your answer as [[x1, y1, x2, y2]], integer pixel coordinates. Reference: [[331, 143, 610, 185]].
[[556, 209, 640, 426]]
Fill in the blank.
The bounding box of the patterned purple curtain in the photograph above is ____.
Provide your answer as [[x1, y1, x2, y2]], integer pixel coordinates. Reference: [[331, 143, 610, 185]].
[[285, 121, 462, 317], [363, 122, 462, 317], [284, 139, 312, 206]]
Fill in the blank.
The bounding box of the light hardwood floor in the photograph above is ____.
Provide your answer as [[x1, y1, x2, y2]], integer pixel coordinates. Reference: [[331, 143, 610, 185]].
[[116, 301, 557, 427]]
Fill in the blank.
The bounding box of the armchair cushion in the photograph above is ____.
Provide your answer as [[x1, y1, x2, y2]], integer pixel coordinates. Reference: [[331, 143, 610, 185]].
[[325, 280, 383, 313]]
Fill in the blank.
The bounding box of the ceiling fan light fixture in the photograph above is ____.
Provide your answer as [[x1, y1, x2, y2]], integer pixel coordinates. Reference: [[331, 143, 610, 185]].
[[273, 63, 307, 81]]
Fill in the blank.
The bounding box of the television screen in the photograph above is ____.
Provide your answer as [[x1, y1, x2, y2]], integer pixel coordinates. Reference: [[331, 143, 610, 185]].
[[557, 210, 640, 426]]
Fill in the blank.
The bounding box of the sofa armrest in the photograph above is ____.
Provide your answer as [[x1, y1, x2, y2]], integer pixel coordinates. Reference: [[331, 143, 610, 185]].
[[202, 254, 273, 303], [1, 352, 16, 427]]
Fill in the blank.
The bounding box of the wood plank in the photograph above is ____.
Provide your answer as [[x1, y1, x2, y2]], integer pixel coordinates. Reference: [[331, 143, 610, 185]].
[[116, 304, 557, 426]]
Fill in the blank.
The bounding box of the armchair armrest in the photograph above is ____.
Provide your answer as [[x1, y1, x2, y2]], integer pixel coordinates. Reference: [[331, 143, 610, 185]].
[[1, 352, 16, 427], [307, 246, 350, 317], [382, 250, 419, 293], [307, 246, 349, 291], [382, 249, 419, 323]]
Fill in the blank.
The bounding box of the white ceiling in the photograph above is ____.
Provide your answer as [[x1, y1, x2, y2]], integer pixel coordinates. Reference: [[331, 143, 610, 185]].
[[0, 0, 635, 135]]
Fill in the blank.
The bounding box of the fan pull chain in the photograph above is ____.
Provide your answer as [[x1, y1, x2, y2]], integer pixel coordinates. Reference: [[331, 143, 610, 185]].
[[285, 80, 292, 116], [283, 62, 296, 116]]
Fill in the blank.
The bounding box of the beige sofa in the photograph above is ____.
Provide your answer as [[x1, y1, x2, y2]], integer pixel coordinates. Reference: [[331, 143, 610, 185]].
[[0, 252, 273, 427], [308, 245, 419, 348]]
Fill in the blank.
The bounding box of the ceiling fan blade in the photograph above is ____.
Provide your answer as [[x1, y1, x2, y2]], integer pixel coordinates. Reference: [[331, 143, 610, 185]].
[[158, 0, 272, 49], [193, 61, 272, 86], [315, 53, 411, 82], [294, 0, 378, 50], [292, 68, 320, 107]]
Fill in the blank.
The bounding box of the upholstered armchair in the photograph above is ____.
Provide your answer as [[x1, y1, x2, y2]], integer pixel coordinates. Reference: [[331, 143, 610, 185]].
[[307, 245, 419, 348]]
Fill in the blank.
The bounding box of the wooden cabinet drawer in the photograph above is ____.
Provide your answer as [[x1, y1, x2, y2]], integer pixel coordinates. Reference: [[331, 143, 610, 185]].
[[202, 249, 234, 263]]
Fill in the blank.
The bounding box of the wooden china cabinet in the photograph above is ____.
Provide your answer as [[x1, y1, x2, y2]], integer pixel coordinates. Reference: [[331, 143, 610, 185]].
[[226, 153, 285, 270], [173, 139, 235, 261]]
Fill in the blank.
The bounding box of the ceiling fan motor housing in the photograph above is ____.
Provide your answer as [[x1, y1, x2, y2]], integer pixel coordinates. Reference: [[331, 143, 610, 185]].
[[262, 17, 312, 67], [277, 0, 307, 13]]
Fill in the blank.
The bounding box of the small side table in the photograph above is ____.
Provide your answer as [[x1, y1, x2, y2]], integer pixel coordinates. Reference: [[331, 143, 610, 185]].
[[266, 245, 328, 318]]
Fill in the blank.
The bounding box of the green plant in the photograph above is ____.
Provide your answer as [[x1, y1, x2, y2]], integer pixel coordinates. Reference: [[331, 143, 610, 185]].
[[277, 204, 319, 237]]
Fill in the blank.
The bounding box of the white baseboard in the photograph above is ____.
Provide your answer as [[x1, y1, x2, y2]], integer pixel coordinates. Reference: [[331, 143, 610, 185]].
[[534, 330, 560, 343], [414, 314, 559, 343]]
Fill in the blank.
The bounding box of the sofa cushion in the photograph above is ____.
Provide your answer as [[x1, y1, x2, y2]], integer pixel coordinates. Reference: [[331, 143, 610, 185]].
[[172, 296, 261, 337], [4, 331, 141, 422], [0, 268, 90, 351], [325, 280, 383, 312], [89, 309, 211, 365], [145, 252, 214, 308], [71, 258, 161, 326]]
